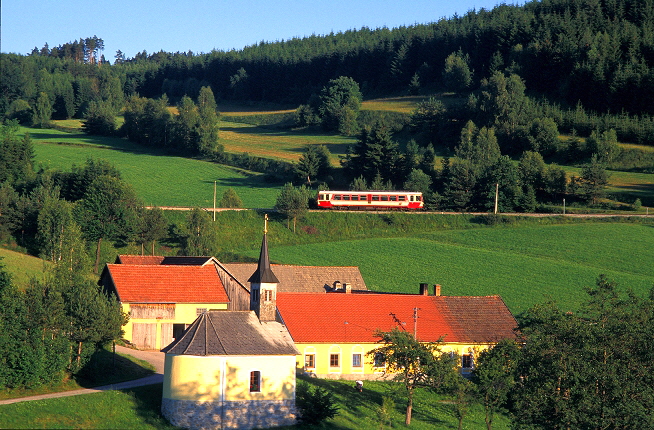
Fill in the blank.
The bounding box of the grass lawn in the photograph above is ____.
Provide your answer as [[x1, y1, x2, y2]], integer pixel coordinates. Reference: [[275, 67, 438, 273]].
[[0, 346, 155, 401], [0, 377, 510, 429], [0, 384, 174, 429]]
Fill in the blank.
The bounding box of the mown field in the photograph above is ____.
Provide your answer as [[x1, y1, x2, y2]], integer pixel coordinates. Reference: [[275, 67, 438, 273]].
[[25, 127, 279, 208]]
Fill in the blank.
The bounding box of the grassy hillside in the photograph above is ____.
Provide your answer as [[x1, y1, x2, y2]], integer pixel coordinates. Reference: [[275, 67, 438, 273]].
[[27, 127, 279, 208], [0, 248, 49, 288], [240, 219, 654, 315], [21, 94, 654, 210]]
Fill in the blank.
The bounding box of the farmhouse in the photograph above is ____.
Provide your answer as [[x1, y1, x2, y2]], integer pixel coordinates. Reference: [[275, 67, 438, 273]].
[[100, 252, 369, 349], [244, 223, 519, 380], [276, 286, 518, 379], [99, 255, 248, 349]]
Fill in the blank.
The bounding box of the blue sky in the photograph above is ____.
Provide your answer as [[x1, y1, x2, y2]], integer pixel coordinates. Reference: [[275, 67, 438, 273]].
[[2, 0, 524, 61]]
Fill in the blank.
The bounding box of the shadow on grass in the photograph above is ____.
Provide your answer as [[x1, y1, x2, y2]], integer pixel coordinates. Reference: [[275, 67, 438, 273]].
[[120, 384, 179, 429], [75, 347, 155, 388]]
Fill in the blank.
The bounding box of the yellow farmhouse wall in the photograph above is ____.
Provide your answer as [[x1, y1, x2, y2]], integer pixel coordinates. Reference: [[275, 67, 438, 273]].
[[163, 354, 296, 402], [122, 302, 228, 350], [295, 342, 492, 379]]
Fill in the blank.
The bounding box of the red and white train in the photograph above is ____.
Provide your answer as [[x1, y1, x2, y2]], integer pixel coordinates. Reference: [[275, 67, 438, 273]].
[[316, 190, 424, 210]]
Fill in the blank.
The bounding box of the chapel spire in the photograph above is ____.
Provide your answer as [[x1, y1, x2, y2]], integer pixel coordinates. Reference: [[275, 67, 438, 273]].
[[248, 214, 279, 284]]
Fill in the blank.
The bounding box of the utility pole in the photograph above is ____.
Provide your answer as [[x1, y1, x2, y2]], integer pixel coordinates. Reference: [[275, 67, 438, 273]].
[[413, 307, 420, 338], [494, 183, 499, 214], [213, 181, 217, 221], [563, 198, 566, 216]]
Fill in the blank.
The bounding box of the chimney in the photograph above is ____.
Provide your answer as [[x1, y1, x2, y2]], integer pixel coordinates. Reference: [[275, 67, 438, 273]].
[[420, 283, 429, 295], [333, 281, 342, 291], [344, 283, 352, 294], [434, 284, 441, 296]]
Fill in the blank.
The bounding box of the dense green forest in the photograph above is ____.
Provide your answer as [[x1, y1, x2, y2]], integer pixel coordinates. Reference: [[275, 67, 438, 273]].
[[3, 0, 654, 114]]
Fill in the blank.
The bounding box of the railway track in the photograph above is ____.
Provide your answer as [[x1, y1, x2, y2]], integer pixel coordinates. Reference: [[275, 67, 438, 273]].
[[147, 206, 653, 218]]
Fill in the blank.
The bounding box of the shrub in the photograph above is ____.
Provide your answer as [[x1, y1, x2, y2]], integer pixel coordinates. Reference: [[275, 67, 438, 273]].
[[295, 381, 339, 425]]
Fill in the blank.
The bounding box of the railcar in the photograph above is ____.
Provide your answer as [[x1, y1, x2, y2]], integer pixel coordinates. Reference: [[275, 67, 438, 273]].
[[316, 190, 424, 210]]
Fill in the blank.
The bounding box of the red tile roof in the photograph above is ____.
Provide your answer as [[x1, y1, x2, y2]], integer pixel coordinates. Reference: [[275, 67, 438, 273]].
[[276, 293, 517, 344], [104, 264, 229, 304]]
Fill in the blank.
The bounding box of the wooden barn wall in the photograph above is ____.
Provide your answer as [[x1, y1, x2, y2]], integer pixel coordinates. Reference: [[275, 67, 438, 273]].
[[131, 303, 176, 319], [132, 323, 157, 349], [215, 264, 250, 311]]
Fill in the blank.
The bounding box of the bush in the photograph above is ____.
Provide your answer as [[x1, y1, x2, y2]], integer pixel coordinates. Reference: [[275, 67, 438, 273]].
[[295, 381, 340, 425]]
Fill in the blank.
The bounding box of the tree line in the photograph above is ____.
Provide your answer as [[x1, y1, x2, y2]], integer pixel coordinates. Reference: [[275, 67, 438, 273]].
[[3, 0, 654, 134], [370, 276, 654, 429]]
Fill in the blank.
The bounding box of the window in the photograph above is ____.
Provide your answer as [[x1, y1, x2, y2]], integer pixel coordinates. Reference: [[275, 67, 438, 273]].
[[373, 352, 385, 367], [196, 308, 207, 316], [252, 289, 259, 302], [381, 195, 389, 201], [372, 195, 380, 201], [343, 195, 351, 201], [305, 354, 315, 369], [334, 194, 342, 200], [390, 195, 397, 201], [352, 353, 362, 368], [263, 289, 274, 302], [462, 354, 474, 369], [330, 354, 340, 367], [398, 195, 406, 201], [250, 371, 261, 392]]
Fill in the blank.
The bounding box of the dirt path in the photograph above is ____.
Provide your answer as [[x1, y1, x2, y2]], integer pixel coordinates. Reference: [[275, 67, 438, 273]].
[[0, 347, 165, 406]]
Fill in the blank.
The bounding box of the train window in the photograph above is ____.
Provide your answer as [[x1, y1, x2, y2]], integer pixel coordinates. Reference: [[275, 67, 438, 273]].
[[398, 196, 406, 201], [320, 194, 327, 200], [334, 195, 341, 200], [343, 195, 351, 201], [417, 195, 422, 201], [351, 195, 359, 201], [381, 195, 389, 201], [390, 196, 397, 201], [372, 195, 380, 201]]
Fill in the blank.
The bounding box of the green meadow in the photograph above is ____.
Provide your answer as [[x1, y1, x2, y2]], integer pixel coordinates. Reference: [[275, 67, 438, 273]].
[[27, 127, 279, 208], [0, 248, 51, 288], [247, 220, 654, 315]]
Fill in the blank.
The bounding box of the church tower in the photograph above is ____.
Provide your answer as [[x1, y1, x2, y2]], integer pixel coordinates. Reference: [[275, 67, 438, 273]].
[[248, 214, 279, 322]]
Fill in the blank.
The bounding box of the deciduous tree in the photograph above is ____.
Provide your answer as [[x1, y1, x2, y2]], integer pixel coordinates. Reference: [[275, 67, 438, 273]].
[[275, 183, 310, 232], [369, 329, 458, 426]]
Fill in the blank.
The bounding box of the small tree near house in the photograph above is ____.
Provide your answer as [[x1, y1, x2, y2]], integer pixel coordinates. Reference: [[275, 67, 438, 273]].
[[369, 328, 459, 426]]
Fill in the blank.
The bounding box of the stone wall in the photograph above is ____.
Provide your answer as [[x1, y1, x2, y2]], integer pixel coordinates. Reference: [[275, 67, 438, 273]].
[[162, 398, 297, 430]]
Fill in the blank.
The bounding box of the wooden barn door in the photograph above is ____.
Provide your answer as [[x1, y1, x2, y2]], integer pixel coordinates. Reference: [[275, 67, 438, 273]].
[[160, 323, 173, 349], [132, 323, 157, 349]]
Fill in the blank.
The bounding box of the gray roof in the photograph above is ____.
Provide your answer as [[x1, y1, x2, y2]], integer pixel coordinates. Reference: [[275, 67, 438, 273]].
[[225, 263, 368, 293], [247, 234, 279, 284], [162, 310, 298, 356]]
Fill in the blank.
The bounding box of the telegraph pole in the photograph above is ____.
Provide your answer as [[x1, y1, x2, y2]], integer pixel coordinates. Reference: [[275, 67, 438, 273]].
[[413, 307, 420, 338], [494, 183, 499, 214], [213, 181, 217, 221]]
